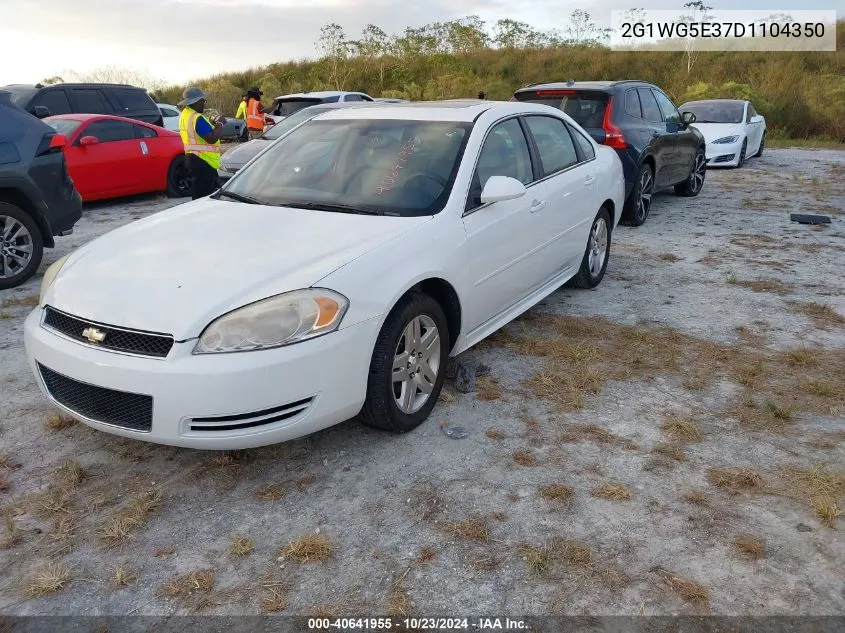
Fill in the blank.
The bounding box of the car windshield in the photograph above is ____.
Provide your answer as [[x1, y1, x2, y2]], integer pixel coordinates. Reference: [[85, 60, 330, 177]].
[[680, 101, 744, 123], [272, 98, 326, 117], [515, 90, 608, 129], [2, 86, 37, 108], [221, 118, 471, 217], [261, 106, 319, 140], [44, 119, 83, 136]]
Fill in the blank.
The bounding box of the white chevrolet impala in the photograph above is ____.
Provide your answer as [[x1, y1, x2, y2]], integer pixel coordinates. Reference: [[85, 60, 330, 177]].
[[25, 100, 624, 449]]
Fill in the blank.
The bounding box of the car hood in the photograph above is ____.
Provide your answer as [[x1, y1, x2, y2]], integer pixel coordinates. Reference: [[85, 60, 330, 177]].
[[46, 199, 431, 340], [220, 139, 270, 170], [691, 123, 745, 144]]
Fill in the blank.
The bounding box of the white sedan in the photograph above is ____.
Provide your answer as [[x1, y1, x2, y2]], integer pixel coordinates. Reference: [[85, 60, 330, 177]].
[[24, 100, 624, 450], [679, 99, 766, 168]]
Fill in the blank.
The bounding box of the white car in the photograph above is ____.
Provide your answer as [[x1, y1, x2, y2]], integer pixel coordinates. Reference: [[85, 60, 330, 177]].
[[263, 91, 375, 128], [157, 103, 180, 132], [679, 99, 766, 168], [24, 100, 624, 450]]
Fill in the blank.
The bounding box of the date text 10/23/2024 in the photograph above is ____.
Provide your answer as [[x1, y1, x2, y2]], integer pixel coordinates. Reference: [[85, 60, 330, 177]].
[[307, 617, 530, 630]]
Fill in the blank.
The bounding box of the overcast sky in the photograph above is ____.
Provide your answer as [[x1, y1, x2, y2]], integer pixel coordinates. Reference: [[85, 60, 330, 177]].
[[0, 0, 837, 86]]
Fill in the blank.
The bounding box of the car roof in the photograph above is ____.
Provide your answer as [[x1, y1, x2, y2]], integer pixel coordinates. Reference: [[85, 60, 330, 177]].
[[273, 91, 367, 100], [3, 83, 146, 90], [516, 80, 650, 92], [312, 99, 558, 122], [44, 113, 165, 127], [680, 99, 747, 105]]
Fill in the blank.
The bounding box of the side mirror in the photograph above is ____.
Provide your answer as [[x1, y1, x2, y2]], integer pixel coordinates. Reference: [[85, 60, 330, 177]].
[[49, 133, 67, 150], [79, 136, 100, 146], [480, 175, 526, 204], [681, 111, 696, 125], [751, 115, 764, 124], [32, 105, 51, 119]]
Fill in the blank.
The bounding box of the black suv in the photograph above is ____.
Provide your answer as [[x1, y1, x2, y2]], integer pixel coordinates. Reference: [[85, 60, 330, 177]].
[[2, 83, 163, 128], [513, 80, 706, 226], [0, 91, 82, 289]]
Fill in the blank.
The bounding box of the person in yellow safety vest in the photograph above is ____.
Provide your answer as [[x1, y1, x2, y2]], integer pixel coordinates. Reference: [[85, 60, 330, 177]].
[[177, 87, 227, 200], [235, 93, 247, 120], [245, 86, 266, 140]]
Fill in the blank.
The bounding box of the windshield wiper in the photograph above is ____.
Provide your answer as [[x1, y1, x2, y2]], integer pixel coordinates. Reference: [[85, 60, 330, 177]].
[[216, 190, 263, 205], [286, 201, 383, 215]]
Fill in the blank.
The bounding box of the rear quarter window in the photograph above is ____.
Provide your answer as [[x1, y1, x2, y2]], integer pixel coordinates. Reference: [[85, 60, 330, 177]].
[[109, 88, 156, 112], [625, 90, 642, 119], [32, 89, 72, 116]]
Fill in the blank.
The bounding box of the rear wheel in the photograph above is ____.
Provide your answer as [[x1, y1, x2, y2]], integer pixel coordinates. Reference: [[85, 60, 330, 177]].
[[621, 163, 653, 226], [359, 293, 448, 433], [166, 155, 192, 198], [570, 207, 611, 289], [0, 202, 43, 290], [754, 132, 765, 158], [674, 149, 706, 197]]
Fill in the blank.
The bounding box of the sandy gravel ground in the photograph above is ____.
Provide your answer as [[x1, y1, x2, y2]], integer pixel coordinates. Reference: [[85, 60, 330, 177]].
[[0, 149, 843, 617]]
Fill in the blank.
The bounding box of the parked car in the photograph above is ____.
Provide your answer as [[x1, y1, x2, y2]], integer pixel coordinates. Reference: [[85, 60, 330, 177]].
[[26, 100, 624, 449], [43, 114, 192, 202], [374, 98, 408, 103], [263, 91, 375, 127], [2, 83, 163, 127], [678, 99, 766, 168], [0, 91, 81, 289], [159, 104, 248, 142], [513, 80, 706, 226], [218, 101, 379, 181], [157, 103, 180, 132]]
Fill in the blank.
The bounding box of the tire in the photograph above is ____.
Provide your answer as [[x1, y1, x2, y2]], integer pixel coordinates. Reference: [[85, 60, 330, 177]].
[[674, 148, 706, 197], [359, 292, 449, 433], [0, 202, 44, 290], [570, 207, 612, 289], [165, 155, 192, 198], [754, 132, 765, 158], [736, 139, 747, 168], [621, 162, 653, 227], [239, 125, 248, 143]]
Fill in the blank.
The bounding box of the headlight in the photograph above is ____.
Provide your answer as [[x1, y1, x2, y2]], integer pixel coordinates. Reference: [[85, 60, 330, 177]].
[[39, 254, 70, 305], [712, 135, 739, 144], [193, 288, 348, 354]]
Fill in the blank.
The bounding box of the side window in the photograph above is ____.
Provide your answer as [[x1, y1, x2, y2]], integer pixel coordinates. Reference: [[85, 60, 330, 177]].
[[133, 124, 158, 139], [161, 107, 179, 117], [467, 118, 533, 210], [70, 89, 111, 114], [82, 120, 135, 143], [652, 90, 680, 125], [109, 88, 154, 112], [568, 124, 595, 161], [32, 89, 71, 115], [638, 88, 662, 123], [625, 89, 642, 119], [746, 104, 756, 122], [321, 95, 341, 103], [359, 95, 374, 101], [344, 94, 362, 102], [524, 115, 579, 176]]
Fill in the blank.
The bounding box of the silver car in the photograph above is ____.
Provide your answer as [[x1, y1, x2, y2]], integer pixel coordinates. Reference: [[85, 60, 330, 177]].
[[217, 101, 378, 181]]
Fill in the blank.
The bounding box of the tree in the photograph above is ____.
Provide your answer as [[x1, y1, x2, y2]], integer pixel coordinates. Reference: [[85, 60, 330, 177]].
[[680, 1, 714, 72], [41, 76, 64, 85], [443, 16, 489, 54], [353, 24, 393, 91], [316, 23, 354, 89], [69, 65, 166, 92], [566, 10, 603, 45]]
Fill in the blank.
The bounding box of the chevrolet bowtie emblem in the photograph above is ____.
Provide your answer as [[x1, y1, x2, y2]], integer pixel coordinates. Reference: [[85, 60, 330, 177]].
[[82, 327, 106, 344]]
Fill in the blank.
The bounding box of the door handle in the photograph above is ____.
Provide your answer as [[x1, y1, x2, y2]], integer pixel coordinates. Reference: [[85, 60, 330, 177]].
[[584, 174, 595, 185], [529, 199, 546, 213]]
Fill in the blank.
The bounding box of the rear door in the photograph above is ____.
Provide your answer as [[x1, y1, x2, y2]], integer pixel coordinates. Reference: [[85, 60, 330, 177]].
[[67, 87, 112, 115], [66, 119, 141, 198], [637, 88, 676, 188], [30, 88, 72, 117], [745, 103, 764, 152]]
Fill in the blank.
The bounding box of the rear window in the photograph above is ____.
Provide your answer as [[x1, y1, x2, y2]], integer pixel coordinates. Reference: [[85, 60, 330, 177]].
[[109, 88, 155, 112], [2, 86, 37, 108], [514, 90, 608, 129], [272, 98, 324, 117]]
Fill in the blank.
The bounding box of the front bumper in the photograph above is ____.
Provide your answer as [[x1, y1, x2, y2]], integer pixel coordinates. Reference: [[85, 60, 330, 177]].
[[24, 308, 380, 449], [705, 141, 742, 167]]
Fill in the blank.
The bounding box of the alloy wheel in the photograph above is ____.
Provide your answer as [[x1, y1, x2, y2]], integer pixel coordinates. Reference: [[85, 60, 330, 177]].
[[0, 215, 34, 280], [587, 216, 608, 278], [392, 315, 441, 414], [690, 153, 706, 193], [638, 168, 653, 221]]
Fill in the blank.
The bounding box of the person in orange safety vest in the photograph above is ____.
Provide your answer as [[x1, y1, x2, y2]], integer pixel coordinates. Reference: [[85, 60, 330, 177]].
[[246, 86, 266, 140]]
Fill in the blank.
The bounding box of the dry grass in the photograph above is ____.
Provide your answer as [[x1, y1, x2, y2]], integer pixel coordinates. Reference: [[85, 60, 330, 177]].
[[0, 294, 39, 308], [114, 566, 137, 587], [476, 376, 504, 401], [416, 547, 436, 564], [591, 482, 632, 501], [280, 534, 333, 563], [653, 443, 687, 461], [158, 569, 215, 600], [779, 464, 844, 527], [444, 517, 489, 541], [256, 485, 285, 501], [492, 511, 506, 522], [558, 423, 639, 450], [98, 491, 162, 547], [56, 460, 84, 490], [24, 562, 72, 596], [154, 546, 177, 558], [707, 467, 763, 492], [727, 276, 793, 295], [520, 538, 627, 587], [44, 414, 76, 433], [386, 576, 412, 617], [260, 573, 290, 613], [660, 416, 703, 443], [229, 534, 255, 557], [539, 483, 574, 503], [734, 535, 765, 559], [684, 491, 708, 505], [787, 347, 818, 367], [789, 301, 845, 328], [1, 515, 23, 549], [296, 475, 316, 491], [520, 543, 551, 576], [656, 569, 710, 605], [660, 253, 681, 262], [485, 427, 506, 440], [512, 449, 537, 466]]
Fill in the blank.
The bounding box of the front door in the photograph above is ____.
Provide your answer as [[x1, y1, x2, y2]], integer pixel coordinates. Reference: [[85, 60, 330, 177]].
[[66, 119, 142, 199], [638, 88, 677, 188]]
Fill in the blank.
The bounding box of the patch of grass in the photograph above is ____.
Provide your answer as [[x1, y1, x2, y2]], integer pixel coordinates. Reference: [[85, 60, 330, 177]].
[[591, 482, 632, 501], [525, 366, 605, 412], [736, 359, 768, 388], [471, 556, 500, 572], [24, 562, 72, 596], [296, 475, 315, 491], [539, 483, 574, 503], [444, 517, 489, 542], [790, 301, 845, 329], [158, 569, 215, 600], [56, 460, 84, 490], [512, 449, 537, 466], [1, 515, 23, 549], [229, 534, 255, 557], [787, 347, 819, 367], [256, 485, 285, 501], [520, 543, 551, 576], [727, 276, 793, 295], [492, 511, 506, 522], [707, 467, 763, 492], [734, 535, 765, 559], [656, 569, 710, 605], [280, 534, 333, 563], [0, 294, 39, 308], [417, 547, 436, 564], [799, 380, 838, 398], [485, 428, 505, 440], [476, 376, 503, 401], [558, 423, 639, 450], [660, 253, 681, 262], [154, 546, 177, 558], [654, 443, 687, 461], [261, 578, 289, 613], [780, 464, 844, 527], [386, 576, 412, 617], [44, 414, 76, 433], [660, 416, 703, 443], [684, 491, 708, 505], [114, 566, 137, 587], [767, 137, 845, 150], [98, 491, 162, 547]]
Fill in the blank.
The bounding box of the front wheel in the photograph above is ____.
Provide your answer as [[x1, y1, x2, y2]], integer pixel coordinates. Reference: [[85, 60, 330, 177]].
[[570, 207, 612, 289], [165, 155, 192, 198], [239, 125, 248, 143], [735, 139, 747, 168], [754, 132, 765, 158], [0, 202, 44, 290], [621, 163, 653, 226], [674, 149, 706, 197], [359, 293, 449, 433]]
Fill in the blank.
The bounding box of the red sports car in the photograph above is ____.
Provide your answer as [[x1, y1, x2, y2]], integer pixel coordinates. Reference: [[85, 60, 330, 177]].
[[43, 114, 191, 202]]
